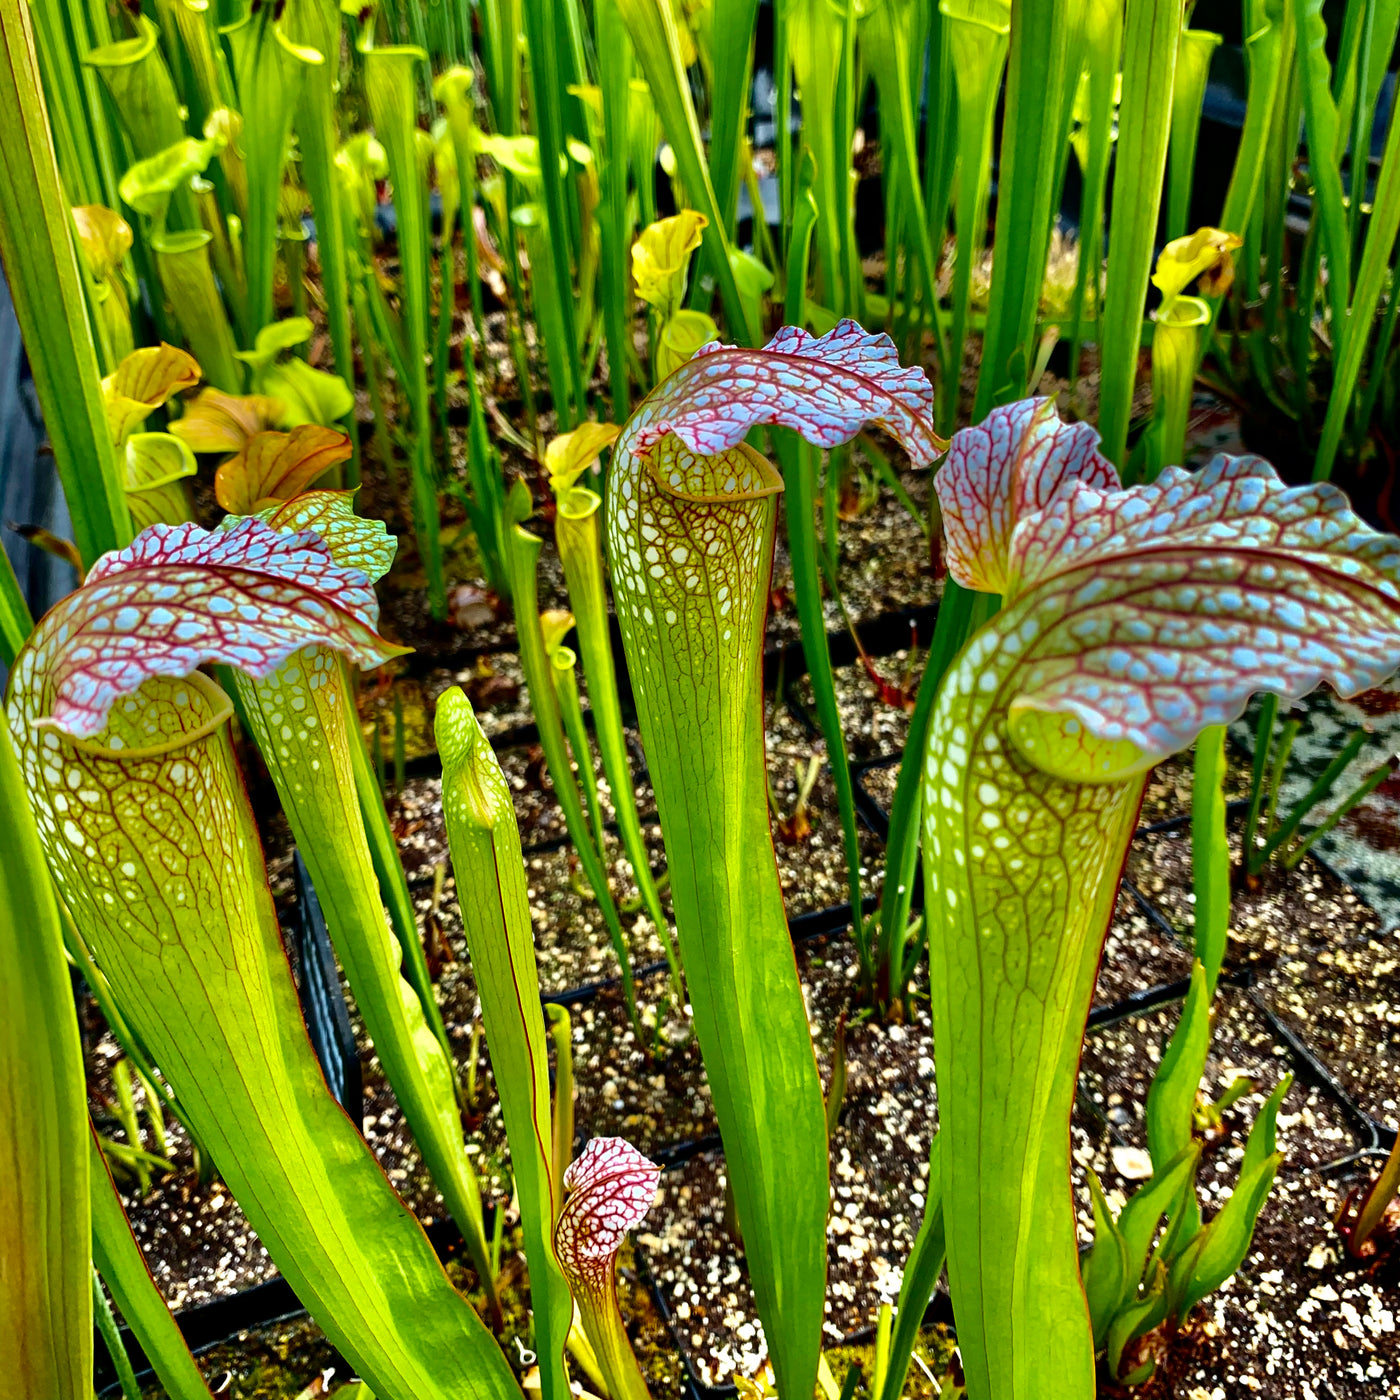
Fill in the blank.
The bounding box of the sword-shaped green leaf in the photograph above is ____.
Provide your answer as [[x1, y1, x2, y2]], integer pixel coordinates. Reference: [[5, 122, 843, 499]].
[[0, 709, 91, 1400]]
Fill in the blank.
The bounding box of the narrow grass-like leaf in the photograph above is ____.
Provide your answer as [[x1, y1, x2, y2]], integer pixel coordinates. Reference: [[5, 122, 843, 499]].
[[925, 399, 1400, 1399], [225, 9, 322, 338], [1167, 31, 1223, 241], [1315, 81, 1400, 480], [89, 1133, 216, 1400], [615, 0, 755, 342], [1096, 0, 1180, 470], [708, 0, 760, 232], [1291, 0, 1351, 330], [0, 710, 91, 1400], [0, 0, 130, 566], [437, 690, 574, 1400], [943, 0, 1010, 417], [879, 1136, 944, 1400], [554, 483, 683, 990], [973, 0, 1079, 416], [1191, 727, 1230, 990], [285, 0, 359, 475], [5, 531, 521, 1400], [364, 43, 446, 618], [505, 482, 642, 1030]]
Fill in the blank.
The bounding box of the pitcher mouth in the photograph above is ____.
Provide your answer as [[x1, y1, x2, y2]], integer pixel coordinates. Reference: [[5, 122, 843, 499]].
[[41, 669, 234, 762]]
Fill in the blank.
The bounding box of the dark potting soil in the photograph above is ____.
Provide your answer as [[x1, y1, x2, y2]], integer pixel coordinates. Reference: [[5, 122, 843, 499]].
[[1254, 938, 1400, 1135], [1126, 819, 1383, 967]]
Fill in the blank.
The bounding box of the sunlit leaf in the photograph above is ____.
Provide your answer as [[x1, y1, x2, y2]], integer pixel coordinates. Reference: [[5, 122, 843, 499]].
[[545, 422, 621, 492], [628, 318, 943, 465], [102, 344, 202, 445], [437, 690, 573, 1400], [607, 319, 940, 1400], [71, 205, 133, 280], [214, 425, 353, 513], [1150, 226, 1244, 308], [922, 397, 1400, 1398], [935, 396, 1119, 595], [123, 432, 197, 530], [169, 388, 289, 454], [117, 137, 219, 229], [255, 490, 397, 583], [631, 209, 708, 319], [656, 309, 718, 380]]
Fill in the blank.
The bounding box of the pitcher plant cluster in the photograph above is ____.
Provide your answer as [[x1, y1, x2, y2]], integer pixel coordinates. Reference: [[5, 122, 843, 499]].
[[5, 2, 1400, 1400]]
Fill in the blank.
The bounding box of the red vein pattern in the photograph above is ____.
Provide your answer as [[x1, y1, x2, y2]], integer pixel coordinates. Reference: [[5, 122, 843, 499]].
[[920, 397, 1400, 1400], [624, 318, 944, 470], [935, 405, 1400, 765], [935, 397, 1119, 596], [15, 519, 404, 739], [254, 490, 398, 583], [554, 1138, 660, 1295]]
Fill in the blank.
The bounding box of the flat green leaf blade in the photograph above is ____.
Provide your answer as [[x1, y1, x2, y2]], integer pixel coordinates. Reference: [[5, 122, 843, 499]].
[[0, 0, 130, 567], [0, 710, 91, 1400], [1096, 0, 1180, 467], [614, 0, 755, 341], [879, 1135, 945, 1400], [89, 1132, 217, 1400], [437, 688, 574, 1400]]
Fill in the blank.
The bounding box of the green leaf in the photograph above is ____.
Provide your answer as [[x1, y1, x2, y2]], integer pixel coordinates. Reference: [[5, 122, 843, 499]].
[[85, 15, 187, 163], [925, 396, 1400, 1399], [1145, 962, 1211, 1243], [1167, 31, 1223, 241], [606, 322, 941, 1400], [614, 0, 755, 341], [707, 0, 759, 230], [1080, 1170, 1130, 1344], [1290, 0, 1351, 330], [1315, 44, 1400, 480], [1096, 0, 1181, 469], [942, 0, 1010, 417], [1191, 727, 1231, 990], [0, 710, 91, 1400], [553, 485, 683, 990], [1116, 1142, 1203, 1288], [0, 0, 130, 566], [437, 690, 574, 1400], [363, 43, 445, 618], [123, 431, 197, 530], [880, 1135, 945, 1400], [503, 481, 642, 1030], [90, 1133, 217, 1400], [973, 0, 1082, 418], [1170, 1076, 1291, 1319], [151, 228, 244, 393], [225, 8, 323, 335]]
